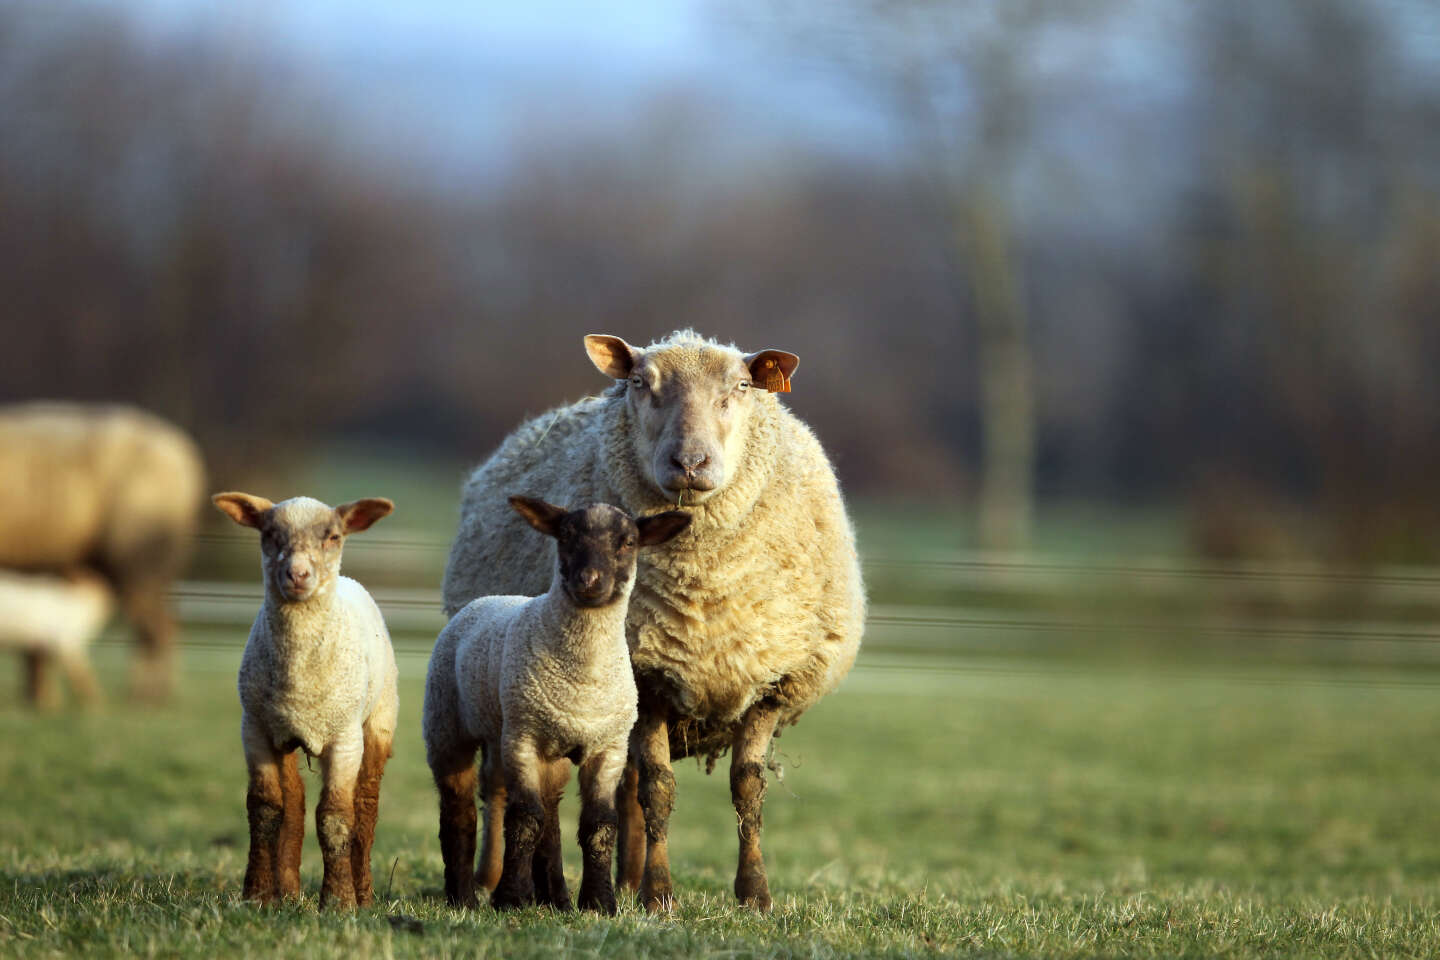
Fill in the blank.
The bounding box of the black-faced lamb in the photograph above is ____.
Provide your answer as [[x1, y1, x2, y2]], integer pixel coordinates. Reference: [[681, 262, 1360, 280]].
[[0, 402, 204, 702], [0, 569, 112, 709], [442, 329, 865, 911], [213, 492, 398, 911], [425, 496, 691, 913]]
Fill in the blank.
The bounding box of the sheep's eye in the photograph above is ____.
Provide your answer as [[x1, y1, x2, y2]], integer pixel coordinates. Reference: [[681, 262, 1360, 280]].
[[629, 374, 644, 389], [624, 537, 637, 549], [326, 532, 341, 545], [738, 379, 750, 391]]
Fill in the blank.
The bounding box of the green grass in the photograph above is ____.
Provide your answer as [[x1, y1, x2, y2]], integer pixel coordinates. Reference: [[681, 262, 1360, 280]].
[[5, 640, 1440, 958]]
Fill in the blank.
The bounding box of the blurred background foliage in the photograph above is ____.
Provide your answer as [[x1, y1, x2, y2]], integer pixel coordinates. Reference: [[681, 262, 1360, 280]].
[[2, 0, 1438, 565]]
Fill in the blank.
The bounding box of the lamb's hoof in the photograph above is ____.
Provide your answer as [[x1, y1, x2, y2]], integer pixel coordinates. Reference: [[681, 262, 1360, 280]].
[[736, 870, 772, 911], [491, 886, 535, 911], [579, 884, 618, 915], [319, 895, 358, 912]]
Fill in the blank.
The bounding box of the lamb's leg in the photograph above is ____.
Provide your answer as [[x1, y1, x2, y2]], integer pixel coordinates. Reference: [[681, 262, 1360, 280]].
[[316, 735, 363, 911], [432, 745, 481, 908], [474, 745, 506, 892], [532, 757, 573, 910], [730, 700, 780, 910], [577, 745, 625, 914], [633, 708, 677, 912], [491, 739, 543, 911], [277, 749, 305, 900], [22, 651, 59, 710], [241, 719, 284, 904], [58, 650, 102, 707], [614, 762, 644, 892], [350, 728, 392, 906]]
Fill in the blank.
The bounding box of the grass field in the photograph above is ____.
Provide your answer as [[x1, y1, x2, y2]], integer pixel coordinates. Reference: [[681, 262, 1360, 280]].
[[5, 634, 1440, 958]]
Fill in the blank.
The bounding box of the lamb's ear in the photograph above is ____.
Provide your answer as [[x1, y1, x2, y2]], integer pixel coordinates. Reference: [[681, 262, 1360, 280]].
[[509, 495, 568, 538], [336, 497, 394, 534], [743, 349, 800, 393], [212, 492, 274, 529], [584, 334, 640, 380], [637, 510, 692, 547]]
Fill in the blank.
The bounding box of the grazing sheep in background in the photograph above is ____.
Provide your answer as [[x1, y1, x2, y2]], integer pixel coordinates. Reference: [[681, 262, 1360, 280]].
[[426, 496, 691, 914], [213, 492, 398, 912], [0, 402, 204, 702], [442, 329, 865, 911], [0, 569, 112, 709]]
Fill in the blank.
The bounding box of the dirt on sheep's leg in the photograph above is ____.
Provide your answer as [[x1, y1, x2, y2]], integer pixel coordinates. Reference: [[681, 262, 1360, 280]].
[[634, 710, 676, 912], [731, 701, 780, 910], [492, 743, 544, 911], [350, 730, 391, 907], [474, 747, 506, 892], [434, 749, 481, 908], [242, 747, 285, 904], [277, 750, 305, 899], [22, 650, 59, 710], [615, 763, 644, 892], [532, 757, 573, 911], [577, 748, 624, 914], [316, 743, 361, 911]]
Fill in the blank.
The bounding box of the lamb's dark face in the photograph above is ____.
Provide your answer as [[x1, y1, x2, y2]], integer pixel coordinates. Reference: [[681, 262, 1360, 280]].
[[553, 504, 640, 608], [508, 496, 693, 607]]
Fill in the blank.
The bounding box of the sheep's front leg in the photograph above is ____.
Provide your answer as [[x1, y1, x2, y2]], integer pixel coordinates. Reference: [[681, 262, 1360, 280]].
[[22, 651, 58, 710], [614, 762, 645, 892], [241, 718, 285, 904], [731, 701, 780, 910], [577, 745, 625, 914], [316, 735, 364, 911], [491, 738, 543, 911], [432, 743, 481, 908], [633, 708, 676, 912], [532, 757, 573, 910]]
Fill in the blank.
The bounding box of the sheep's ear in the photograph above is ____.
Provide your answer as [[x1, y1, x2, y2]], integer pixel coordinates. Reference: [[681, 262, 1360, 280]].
[[584, 334, 640, 380], [336, 498, 393, 534], [744, 349, 799, 393], [509, 495, 567, 538], [212, 492, 274, 529], [637, 510, 692, 547]]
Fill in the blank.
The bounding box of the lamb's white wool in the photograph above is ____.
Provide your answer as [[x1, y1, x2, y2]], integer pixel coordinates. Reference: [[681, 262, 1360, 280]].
[[425, 498, 690, 913], [0, 570, 112, 706], [441, 329, 865, 910], [214, 491, 398, 912]]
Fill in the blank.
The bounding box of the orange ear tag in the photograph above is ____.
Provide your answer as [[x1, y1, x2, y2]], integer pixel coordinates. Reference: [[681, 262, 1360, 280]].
[[758, 357, 791, 393]]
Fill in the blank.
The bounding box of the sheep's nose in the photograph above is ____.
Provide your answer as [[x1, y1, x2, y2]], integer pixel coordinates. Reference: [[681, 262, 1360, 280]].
[[288, 567, 311, 585], [577, 568, 600, 591], [672, 451, 708, 473]]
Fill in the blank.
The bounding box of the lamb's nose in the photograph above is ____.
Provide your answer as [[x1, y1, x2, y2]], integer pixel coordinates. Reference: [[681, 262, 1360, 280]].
[[288, 567, 311, 585], [672, 451, 708, 473], [577, 568, 600, 590]]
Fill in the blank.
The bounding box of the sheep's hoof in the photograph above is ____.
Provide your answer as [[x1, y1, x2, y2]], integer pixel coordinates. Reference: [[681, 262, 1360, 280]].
[[319, 891, 358, 912]]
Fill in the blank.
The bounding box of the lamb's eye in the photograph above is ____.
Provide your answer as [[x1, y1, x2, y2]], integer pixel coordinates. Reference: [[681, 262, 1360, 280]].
[[326, 532, 341, 545], [738, 379, 750, 391], [624, 537, 637, 549], [629, 374, 644, 389]]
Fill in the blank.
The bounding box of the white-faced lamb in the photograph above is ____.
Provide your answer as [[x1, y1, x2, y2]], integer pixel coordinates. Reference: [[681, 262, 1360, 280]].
[[442, 329, 866, 911], [213, 492, 398, 911], [425, 495, 691, 913], [0, 569, 112, 709]]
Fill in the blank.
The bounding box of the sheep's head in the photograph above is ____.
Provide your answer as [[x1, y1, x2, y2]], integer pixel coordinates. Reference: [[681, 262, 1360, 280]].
[[584, 331, 799, 505], [509, 495, 691, 608], [212, 492, 393, 604]]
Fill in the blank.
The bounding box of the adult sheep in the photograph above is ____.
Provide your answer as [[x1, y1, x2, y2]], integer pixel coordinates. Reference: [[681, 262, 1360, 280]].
[[0, 402, 205, 702], [442, 329, 865, 911]]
